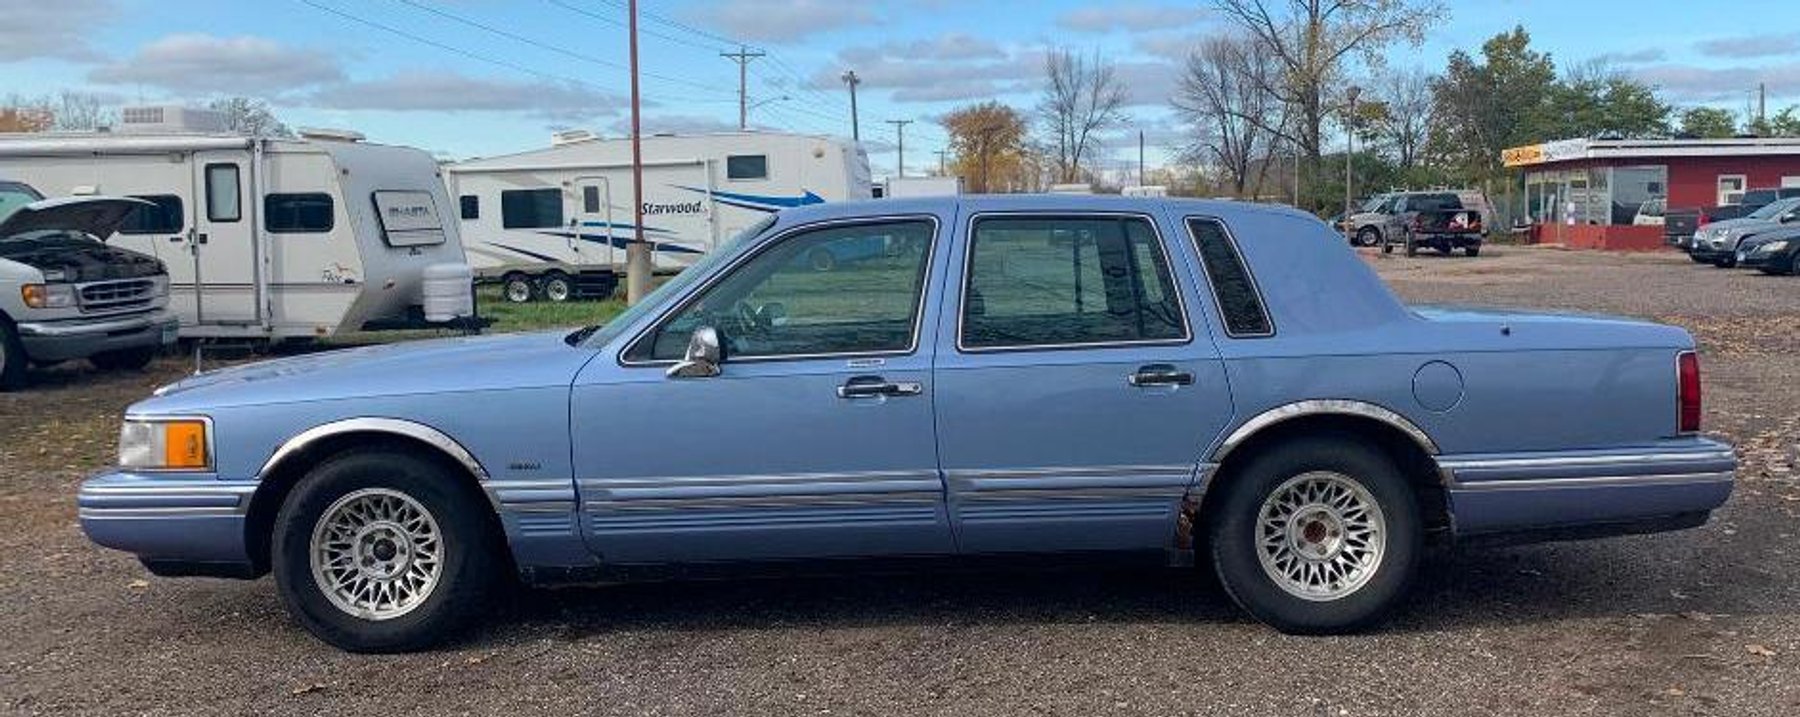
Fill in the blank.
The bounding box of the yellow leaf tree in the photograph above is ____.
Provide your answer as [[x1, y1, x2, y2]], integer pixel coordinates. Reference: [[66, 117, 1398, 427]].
[[941, 101, 1029, 194]]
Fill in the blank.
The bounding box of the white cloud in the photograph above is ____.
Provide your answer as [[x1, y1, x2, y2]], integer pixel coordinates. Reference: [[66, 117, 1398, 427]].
[[88, 34, 343, 95], [1057, 3, 1209, 34], [1592, 48, 1668, 65], [1631, 62, 1800, 103], [812, 40, 1042, 104], [606, 113, 743, 136], [842, 34, 1006, 64], [1695, 33, 1800, 59], [0, 0, 114, 62], [309, 71, 623, 121], [695, 0, 877, 43]]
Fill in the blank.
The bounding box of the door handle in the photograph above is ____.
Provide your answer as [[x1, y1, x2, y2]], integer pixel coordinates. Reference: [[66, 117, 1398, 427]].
[[838, 375, 924, 399], [1128, 364, 1194, 387]]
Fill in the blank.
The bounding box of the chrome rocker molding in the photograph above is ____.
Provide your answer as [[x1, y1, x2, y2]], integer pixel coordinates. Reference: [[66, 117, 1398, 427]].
[[259, 417, 492, 484], [1212, 400, 1442, 464]]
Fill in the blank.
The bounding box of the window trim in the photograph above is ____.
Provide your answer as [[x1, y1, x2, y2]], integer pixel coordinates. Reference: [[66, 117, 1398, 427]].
[[204, 163, 241, 223], [116, 194, 185, 235], [725, 153, 770, 181], [955, 211, 1194, 354], [263, 192, 337, 234], [1717, 174, 1748, 206], [616, 213, 942, 367], [1183, 215, 1276, 339]]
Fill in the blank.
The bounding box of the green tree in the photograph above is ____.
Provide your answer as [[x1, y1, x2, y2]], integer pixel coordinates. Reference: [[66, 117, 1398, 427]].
[[1541, 63, 1669, 138], [1429, 26, 1556, 178], [1748, 106, 1800, 137], [1679, 107, 1738, 138]]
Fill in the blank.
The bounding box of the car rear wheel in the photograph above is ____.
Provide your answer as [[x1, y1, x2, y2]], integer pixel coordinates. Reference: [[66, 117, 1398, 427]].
[[501, 274, 534, 303], [272, 449, 502, 653], [0, 318, 25, 391], [1208, 435, 1421, 634], [90, 346, 157, 371]]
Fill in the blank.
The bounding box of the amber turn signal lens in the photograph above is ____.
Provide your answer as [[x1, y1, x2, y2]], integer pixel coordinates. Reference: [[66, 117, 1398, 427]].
[[161, 421, 210, 469]]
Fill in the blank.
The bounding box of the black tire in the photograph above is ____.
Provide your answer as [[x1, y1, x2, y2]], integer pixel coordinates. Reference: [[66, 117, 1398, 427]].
[[808, 247, 837, 272], [1464, 245, 1481, 257], [541, 272, 573, 303], [1713, 256, 1735, 268], [1380, 239, 1393, 255], [0, 317, 25, 391], [1688, 253, 1709, 264], [1355, 228, 1381, 248], [501, 274, 534, 304], [90, 346, 157, 371], [271, 449, 503, 653], [1208, 435, 1421, 635]]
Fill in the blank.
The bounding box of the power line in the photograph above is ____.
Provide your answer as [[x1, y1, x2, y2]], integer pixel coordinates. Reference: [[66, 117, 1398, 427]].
[[298, 0, 611, 91], [544, 0, 729, 53]]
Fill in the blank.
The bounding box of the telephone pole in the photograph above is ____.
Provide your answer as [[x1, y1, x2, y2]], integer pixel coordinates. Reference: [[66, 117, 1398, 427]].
[[840, 70, 861, 141], [1137, 130, 1146, 186], [722, 45, 766, 131], [626, 0, 650, 304], [935, 150, 948, 176], [887, 119, 912, 178]]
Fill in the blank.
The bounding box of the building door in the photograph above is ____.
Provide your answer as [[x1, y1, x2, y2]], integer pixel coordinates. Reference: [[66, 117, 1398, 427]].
[[188, 152, 260, 324]]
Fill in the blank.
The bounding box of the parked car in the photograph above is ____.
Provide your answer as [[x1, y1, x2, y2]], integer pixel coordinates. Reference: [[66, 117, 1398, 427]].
[[79, 196, 1734, 652], [1688, 196, 1800, 267], [1666, 186, 1800, 251], [1633, 198, 1665, 226], [1, 185, 178, 390], [1347, 191, 1486, 251], [1735, 226, 1800, 275]]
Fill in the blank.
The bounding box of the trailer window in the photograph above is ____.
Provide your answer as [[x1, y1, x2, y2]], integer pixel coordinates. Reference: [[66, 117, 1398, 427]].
[[117, 195, 184, 234], [459, 195, 479, 220], [205, 164, 241, 222], [501, 188, 564, 229], [727, 154, 768, 181], [263, 193, 334, 233]]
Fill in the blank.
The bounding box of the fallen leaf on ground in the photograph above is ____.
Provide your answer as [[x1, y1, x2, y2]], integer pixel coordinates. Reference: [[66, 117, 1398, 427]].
[[1747, 644, 1778, 657], [126, 579, 148, 590], [290, 683, 327, 696]]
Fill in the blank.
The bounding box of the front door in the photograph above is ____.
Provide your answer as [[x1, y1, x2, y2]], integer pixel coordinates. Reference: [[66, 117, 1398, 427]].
[[933, 212, 1234, 553], [189, 152, 260, 324], [571, 215, 952, 563]]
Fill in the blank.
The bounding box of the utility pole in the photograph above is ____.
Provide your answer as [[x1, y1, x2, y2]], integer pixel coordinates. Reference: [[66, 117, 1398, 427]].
[[840, 70, 861, 141], [1138, 130, 1145, 187], [887, 119, 912, 178], [625, 0, 650, 304], [1760, 82, 1768, 128], [722, 45, 765, 131], [1344, 86, 1361, 243], [934, 150, 948, 176]]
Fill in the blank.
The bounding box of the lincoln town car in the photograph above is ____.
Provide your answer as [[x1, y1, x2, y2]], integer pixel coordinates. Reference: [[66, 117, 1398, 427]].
[[78, 195, 1735, 652]]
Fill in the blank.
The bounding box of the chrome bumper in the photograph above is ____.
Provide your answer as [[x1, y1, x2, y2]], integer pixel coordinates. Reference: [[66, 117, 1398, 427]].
[[16, 309, 178, 362], [1440, 439, 1735, 537], [78, 470, 257, 569]]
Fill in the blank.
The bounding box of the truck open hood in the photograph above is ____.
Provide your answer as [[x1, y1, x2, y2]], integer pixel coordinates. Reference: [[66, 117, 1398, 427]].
[[0, 196, 152, 241]]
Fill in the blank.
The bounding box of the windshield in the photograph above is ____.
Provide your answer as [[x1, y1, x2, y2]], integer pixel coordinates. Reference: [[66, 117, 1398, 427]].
[[1359, 195, 1389, 212], [1748, 197, 1800, 219], [575, 214, 778, 348], [0, 181, 42, 225]]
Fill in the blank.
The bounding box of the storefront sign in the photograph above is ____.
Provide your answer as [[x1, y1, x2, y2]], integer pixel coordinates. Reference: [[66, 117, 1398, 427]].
[[1502, 139, 1589, 167]]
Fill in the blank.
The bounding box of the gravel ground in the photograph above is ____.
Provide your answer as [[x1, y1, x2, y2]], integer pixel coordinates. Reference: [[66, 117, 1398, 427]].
[[2, 245, 1796, 716]]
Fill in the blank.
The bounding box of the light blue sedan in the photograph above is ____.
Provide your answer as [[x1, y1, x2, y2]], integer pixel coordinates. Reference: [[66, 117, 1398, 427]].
[[79, 196, 1735, 652]]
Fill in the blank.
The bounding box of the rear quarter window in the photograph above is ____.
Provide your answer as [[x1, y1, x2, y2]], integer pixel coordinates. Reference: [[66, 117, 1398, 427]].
[[1186, 217, 1273, 338]]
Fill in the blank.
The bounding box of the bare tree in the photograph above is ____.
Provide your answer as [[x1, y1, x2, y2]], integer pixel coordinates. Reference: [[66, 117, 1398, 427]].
[[1038, 49, 1128, 184], [50, 91, 114, 131], [207, 97, 295, 138], [1372, 66, 1434, 168], [1173, 36, 1285, 197]]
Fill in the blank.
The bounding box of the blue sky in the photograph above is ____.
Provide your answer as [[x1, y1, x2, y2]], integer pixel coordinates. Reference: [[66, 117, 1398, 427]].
[[4, 0, 1798, 176]]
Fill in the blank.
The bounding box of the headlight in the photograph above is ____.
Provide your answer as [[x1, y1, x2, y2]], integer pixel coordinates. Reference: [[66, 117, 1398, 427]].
[[20, 283, 76, 309], [1760, 240, 1790, 253], [148, 274, 170, 297], [119, 418, 212, 470]]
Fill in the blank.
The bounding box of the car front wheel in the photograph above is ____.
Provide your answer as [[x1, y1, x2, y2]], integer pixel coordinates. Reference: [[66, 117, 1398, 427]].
[[271, 449, 502, 653], [1355, 228, 1380, 247], [1208, 436, 1421, 634]]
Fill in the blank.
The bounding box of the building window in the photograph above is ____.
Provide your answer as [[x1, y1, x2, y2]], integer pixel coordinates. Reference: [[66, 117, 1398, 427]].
[[264, 193, 335, 233], [205, 163, 241, 222], [459, 195, 479, 220], [117, 195, 184, 234], [1719, 175, 1747, 206], [501, 188, 564, 229], [727, 154, 768, 181]]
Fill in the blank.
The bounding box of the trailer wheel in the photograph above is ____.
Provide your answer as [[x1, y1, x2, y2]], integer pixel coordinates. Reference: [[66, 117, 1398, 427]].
[[501, 274, 534, 304], [0, 317, 26, 391], [541, 273, 573, 303]]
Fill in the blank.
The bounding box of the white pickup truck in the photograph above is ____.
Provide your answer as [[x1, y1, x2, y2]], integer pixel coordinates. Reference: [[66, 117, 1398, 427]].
[[0, 180, 178, 390]]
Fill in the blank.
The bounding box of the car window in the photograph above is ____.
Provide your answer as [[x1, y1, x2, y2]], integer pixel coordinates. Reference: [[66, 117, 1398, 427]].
[[1186, 217, 1273, 337], [960, 215, 1187, 350], [630, 218, 935, 361], [1748, 197, 1800, 219]]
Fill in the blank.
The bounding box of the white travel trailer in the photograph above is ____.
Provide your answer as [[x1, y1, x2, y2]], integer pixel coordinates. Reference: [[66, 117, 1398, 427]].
[[445, 131, 872, 301], [0, 115, 472, 340]]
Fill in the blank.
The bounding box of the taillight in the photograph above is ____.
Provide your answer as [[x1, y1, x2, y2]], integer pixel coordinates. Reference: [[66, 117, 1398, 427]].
[[1677, 351, 1702, 433]]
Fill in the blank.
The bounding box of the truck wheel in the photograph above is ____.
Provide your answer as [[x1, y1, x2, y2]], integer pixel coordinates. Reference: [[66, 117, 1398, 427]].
[[0, 318, 25, 391], [501, 274, 534, 304], [90, 346, 157, 371], [1464, 246, 1481, 257], [541, 273, 573, 303], [271, 448, 503, 653], [1208, 435, 1421, 635], [1355, 228, 1381, 247]]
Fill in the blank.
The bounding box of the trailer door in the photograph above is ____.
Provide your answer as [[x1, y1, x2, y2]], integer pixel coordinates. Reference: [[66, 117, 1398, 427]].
[[570, 176, 616, 267], [190, 152, 261, 324]]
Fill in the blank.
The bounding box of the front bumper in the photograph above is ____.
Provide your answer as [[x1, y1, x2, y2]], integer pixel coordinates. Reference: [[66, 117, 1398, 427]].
[[78, 469, 260, 578], [16, 308, 178, 363], [1441, 438, 1735, 541]]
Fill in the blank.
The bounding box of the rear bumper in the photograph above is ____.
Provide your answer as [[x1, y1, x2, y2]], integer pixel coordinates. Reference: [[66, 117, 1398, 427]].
[[1441, 439, 1734, 541], [77, 469, 260, 578], [16, 309, 178, 362], [1411, 233, 1482, 248]]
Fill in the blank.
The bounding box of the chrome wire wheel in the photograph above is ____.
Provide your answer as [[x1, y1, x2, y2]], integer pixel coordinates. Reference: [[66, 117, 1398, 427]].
[[1255, 471, 1387, 602], [310, 488, 444, 621]]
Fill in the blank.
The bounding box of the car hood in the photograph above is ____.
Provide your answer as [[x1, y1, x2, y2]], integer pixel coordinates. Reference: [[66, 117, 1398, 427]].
[[138, 330, 599, 412], [0, 196, 151, 240], [1701, 216, 1779, 235]]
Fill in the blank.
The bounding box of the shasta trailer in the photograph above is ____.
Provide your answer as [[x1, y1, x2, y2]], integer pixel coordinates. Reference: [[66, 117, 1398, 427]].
[[0, 126, 472, 340], [446, 131, 871, 301]]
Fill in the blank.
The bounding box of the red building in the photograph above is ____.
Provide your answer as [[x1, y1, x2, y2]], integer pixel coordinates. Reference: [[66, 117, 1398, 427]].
[[1502, 137, 1800, 250]]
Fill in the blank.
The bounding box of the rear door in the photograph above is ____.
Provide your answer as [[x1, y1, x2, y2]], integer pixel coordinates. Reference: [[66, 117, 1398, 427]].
[[189, 151, 259, 324], [932, 211, 1233, 554]]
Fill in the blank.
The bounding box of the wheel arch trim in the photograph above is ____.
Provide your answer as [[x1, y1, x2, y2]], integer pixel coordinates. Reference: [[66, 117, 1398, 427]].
[[1211, 400, 1442, 468], [259, 417, 492, 484]]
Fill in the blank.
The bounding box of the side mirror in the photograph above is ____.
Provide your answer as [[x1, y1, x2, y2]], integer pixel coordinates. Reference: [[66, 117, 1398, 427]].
[[666, 326, 723, 379]]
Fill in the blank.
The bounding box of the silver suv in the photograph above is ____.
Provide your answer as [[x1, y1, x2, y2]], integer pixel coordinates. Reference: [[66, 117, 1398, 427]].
[[1, 181, 178, 390]]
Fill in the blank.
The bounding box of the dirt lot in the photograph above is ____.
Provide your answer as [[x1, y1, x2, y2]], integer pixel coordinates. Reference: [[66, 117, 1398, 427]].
[[2, 245, 1797, 716]]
